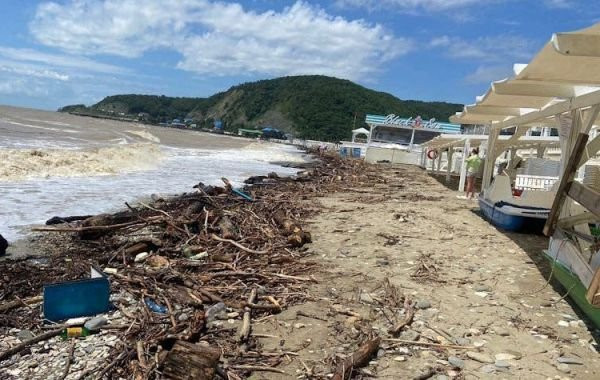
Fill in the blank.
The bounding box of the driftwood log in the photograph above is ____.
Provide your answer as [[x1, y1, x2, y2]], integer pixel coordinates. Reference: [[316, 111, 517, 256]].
[[160, 340, 221, 380], [331, 337, 381, 380], [45, 215, 92, 225], [0, 295, 43, 313], [273, 211, 312, 247], [0, 328, 63, 362]]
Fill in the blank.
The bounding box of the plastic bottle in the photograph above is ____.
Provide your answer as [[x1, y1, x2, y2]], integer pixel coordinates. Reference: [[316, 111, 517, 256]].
[[60, 326, 91, 339]]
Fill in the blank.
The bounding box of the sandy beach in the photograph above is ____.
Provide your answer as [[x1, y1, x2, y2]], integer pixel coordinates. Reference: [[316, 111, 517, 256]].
[[0, 105, 252, 151], [255, 165, 600, 379], [0, 154, 598, 379]]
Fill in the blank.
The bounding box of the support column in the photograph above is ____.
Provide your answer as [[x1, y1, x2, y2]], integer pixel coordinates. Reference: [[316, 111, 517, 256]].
[[482, 128, 500, 192], [458, 139, 471, 192], [436, 150, 443, 174], [446, 149, 453, 182], [536, 144, 545, 158], [409, 128, 416, 150]]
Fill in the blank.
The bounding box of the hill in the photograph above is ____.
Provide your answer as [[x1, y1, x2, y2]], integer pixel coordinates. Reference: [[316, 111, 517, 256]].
[[59, 75, 463, 141]]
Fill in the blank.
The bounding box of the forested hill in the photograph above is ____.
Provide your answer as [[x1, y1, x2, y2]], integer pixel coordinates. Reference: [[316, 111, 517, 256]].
[[59, 75, 463, 141]]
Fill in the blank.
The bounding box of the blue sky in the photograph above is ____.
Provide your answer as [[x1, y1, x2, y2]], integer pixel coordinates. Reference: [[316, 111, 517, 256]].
[[0, 0, 598, 113]]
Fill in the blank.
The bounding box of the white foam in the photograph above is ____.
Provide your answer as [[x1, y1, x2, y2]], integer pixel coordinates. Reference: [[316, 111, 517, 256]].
[[0, 145, 302, 242], [0, 143, 163, 181], [2, 119, 79, 133]]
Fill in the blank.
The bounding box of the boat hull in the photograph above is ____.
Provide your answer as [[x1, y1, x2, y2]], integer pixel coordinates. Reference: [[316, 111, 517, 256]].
[[478, 197, 548, 232], [543, 251, 600, 329]]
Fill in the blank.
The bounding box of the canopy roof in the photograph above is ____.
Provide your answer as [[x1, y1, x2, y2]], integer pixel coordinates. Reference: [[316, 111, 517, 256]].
[[427, 134, 560, 151], [451, 22, 600, 130], [352, 127, 370, 135]]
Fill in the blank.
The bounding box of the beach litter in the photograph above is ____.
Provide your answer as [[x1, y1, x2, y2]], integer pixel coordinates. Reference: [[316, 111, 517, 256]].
[[0, 150, 382, 379]]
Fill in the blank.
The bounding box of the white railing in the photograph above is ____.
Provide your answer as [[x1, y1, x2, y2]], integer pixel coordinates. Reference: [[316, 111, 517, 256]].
[[515, 175, 558, 191]]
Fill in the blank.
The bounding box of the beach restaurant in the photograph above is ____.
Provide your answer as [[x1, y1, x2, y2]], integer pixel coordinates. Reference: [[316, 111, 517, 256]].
[[360, 114, 460, 164]]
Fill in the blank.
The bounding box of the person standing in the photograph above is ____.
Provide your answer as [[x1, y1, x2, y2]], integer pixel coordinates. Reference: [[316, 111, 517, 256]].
[[465, 148, 482, 199]]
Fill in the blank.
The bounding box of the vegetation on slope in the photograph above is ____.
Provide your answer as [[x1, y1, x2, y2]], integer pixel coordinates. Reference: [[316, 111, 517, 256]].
[[59, 75, 462, 141]]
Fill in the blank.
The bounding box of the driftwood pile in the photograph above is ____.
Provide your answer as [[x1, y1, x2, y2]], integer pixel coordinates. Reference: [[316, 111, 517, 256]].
[[0, 151, 386, 379]]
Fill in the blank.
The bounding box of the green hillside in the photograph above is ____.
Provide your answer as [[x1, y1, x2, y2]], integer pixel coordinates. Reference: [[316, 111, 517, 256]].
[[60, 75, 463, 141]]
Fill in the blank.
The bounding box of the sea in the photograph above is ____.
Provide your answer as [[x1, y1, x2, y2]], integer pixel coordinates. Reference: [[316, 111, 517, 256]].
[[0, 105, 307, 243]]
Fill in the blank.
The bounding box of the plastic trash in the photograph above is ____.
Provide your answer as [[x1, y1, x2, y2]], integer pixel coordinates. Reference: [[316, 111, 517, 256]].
[[144, 298, 167, 313], [61, 326, 91, 340], [43, 266, 110, 322], [84, 316, 108, 332], [232, 188, 253, 202], [205, 302, 227, 323], [190, 251, 208, 260], [134, 252, 149, 262]]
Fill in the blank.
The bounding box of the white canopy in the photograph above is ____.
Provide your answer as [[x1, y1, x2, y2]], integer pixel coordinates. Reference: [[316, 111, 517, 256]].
[[352, 127, 370, 135], [451, 22, 600, 130], [351, 127, 370, 142]]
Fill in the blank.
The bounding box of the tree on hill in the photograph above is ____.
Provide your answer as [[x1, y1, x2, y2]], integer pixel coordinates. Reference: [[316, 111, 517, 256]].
[[59, 75, 463, 141]]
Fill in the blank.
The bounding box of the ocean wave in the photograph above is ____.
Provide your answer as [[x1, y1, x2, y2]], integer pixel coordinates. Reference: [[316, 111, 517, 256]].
[[0, 143, 163, 181], [207, 141, 307, 164]]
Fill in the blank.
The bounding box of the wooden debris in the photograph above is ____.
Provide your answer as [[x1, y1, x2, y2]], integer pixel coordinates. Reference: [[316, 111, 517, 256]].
[[161, 340, 221, 380], [239, 288, 258, 344], [332, 337, 381, 380], [0, 328, 63, 362], [0, 151, 382, 378], [389, 297, 415, 335]]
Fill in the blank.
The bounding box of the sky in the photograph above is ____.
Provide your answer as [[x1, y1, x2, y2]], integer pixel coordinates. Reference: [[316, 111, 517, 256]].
[[0, 0, 599, 111]]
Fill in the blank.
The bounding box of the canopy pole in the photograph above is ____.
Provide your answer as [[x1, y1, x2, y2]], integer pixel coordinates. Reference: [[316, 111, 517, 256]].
[[446, 149, 453, 182], [458, 139, 471, 192], [409, 128, 416, 150], [436, 150, 443, 174], [482, 127, 500, 192], [536, 144, 545, 158]]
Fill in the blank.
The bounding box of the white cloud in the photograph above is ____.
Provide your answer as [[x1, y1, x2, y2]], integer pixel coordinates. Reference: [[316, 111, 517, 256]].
[[0, 77, 51, 97], [30, 0, 410, 80], [465, 65, 512, 84], [335, 0, 488, 11], [0, 47, 125, 74], [0, 62, 69, 81], [430, 35, 537, 62]]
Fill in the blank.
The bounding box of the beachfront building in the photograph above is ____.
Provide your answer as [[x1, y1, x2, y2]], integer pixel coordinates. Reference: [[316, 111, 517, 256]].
[[351, 114, 460, 164]]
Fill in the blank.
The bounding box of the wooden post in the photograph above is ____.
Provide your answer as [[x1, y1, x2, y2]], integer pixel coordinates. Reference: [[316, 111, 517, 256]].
[[458, 139, 470, 192], [482, 128, 500, 191], [544, 133, 589, 236], [586, 269, 600, 306]]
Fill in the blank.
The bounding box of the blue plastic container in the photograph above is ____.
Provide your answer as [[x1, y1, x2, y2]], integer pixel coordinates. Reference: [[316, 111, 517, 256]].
[[43, 266, 110, 322]]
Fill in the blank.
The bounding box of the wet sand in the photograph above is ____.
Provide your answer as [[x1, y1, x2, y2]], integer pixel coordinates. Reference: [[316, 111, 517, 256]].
[[0, 104, 252, 150]]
